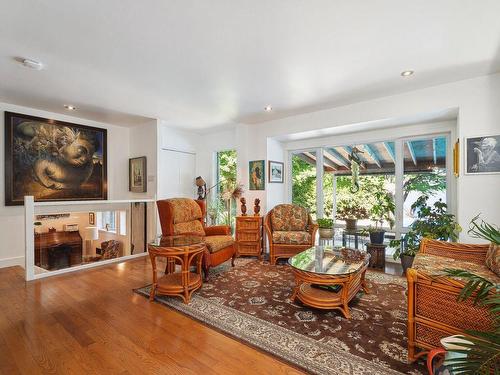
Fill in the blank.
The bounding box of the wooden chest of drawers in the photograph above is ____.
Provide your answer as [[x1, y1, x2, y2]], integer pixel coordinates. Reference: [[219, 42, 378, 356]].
[[235, 216, 263, 259]]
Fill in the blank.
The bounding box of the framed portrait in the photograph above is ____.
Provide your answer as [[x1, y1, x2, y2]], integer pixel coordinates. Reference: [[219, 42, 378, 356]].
[[4, 112, 107, 206], [268, 160, 284, 183], [249, 160, 265, 190], [465, 134, 500, 175], [89, 212, 95, 225], [129, 156, 147, 192]]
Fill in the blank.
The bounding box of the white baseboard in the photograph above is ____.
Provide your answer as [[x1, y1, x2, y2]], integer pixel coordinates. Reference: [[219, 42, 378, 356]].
[[0, 256, 25, 269]]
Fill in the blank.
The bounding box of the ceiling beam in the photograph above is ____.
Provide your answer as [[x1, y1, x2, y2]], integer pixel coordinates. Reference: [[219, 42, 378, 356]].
[[295, 153, 316, 166], [304, 151, 338, 171], [383, 142, 396, 164], [361, 144, 382, 168], [406, 141, 417, 166], [326, 148, 350, 169]]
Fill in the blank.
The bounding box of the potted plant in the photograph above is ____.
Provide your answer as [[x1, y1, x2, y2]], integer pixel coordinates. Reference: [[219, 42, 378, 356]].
[[368, 191, 395, 244], [336, 199, 369, 231], [390, 195, 461, 274], [317, 218, 334, 239]]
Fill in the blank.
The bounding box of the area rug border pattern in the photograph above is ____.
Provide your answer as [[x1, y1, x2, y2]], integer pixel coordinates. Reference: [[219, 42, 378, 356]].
[[135, 286, 406, 375]]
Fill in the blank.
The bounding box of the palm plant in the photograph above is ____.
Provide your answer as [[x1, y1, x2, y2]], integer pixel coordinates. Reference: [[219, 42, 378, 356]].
[[441, 215, 500, 374]]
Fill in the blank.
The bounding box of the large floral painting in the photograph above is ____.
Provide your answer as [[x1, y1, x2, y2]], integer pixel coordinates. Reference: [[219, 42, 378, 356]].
[[4, 112, 107, 205]]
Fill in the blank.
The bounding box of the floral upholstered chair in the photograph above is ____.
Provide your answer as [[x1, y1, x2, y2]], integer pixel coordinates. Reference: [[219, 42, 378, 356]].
[[264, 204, 318, 265], [156, 198, 236, 280]]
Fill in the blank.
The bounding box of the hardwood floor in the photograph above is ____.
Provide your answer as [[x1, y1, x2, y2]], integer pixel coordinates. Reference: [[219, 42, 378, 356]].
[[0, 258, 304, 375]]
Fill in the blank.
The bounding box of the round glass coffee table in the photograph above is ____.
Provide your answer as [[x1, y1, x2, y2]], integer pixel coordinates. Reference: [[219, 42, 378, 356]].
[[148, 235, 206, 304], [288, 246, 370, 318]]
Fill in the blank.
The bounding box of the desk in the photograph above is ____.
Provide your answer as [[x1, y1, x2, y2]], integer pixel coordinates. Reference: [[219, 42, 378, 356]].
[[35, 231, 82, 270]]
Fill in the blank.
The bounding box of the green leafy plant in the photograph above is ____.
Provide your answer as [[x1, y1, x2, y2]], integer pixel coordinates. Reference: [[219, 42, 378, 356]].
[[441, 268, 500, 374], [317, 218, 334, 229], [468, 214, 500, 245], [370, 190, 395, 230], [390, 195, 461, 259]]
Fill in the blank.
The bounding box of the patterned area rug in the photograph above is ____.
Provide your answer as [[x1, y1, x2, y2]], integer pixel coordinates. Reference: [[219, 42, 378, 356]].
[[135, 259, 424, 375]]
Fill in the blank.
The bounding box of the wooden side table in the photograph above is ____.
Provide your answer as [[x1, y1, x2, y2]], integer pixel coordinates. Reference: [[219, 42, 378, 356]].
[[365, 243, 386, 270], [148, 235, 205, 304], [235, 216, 263, 259]]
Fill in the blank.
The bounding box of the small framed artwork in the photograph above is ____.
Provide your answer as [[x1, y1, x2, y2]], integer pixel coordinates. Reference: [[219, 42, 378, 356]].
[[465, 134, 500, 175], [129, 157, 147, 192], [89, 212, 95, 225], [268, 161, 284, 183], [249, 160, 265, 190]]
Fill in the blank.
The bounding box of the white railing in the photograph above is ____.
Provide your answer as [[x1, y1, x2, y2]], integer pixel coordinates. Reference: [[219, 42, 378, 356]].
[[24, 196, 156, 281]]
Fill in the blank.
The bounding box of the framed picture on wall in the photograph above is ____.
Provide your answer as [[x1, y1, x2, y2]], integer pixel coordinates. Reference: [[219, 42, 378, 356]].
[[249, 160, 265, 190], [4, 111, 107, 206], [464, 134, 500, 175], [89, 212, 95, 225], [129, 156, 147, 192], [268, 161, 284, 183]]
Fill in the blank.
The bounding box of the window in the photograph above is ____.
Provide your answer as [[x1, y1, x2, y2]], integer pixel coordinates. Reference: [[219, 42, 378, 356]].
[[402, 136, 447, 227], [209, 150, 237, 227], [97, 211, 116, 232], [291, 151, 317, 219]]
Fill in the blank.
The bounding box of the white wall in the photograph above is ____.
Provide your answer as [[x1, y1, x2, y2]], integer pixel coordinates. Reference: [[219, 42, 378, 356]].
[[0, 102, 153, 268]]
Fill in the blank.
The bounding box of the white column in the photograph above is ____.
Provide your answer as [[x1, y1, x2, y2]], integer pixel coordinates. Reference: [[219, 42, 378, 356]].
[[394, 140, 404, 239], [316, 148, 324, 219], [24, 196, 35, 281]]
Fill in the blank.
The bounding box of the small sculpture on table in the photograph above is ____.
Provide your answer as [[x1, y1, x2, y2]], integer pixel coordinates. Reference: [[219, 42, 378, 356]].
[[240, 197, 247, 216], [254, 198, 261, 216]]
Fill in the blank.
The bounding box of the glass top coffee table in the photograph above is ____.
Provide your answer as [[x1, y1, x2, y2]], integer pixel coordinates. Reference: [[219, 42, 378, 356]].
[[288, 246, 370, 318]]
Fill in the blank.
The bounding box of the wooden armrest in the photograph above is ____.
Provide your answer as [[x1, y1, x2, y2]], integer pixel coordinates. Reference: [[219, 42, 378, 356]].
[[205, 225, 231, 236]]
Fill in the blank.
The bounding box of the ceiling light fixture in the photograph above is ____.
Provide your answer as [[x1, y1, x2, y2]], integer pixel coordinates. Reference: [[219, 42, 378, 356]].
[[22, 58, 44, 70], [264, 105, 273, 112], [64, 104, 76, 110], [401, 70, 414, 77]]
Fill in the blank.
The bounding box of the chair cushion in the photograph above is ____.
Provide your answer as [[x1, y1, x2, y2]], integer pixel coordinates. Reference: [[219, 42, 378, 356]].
[[173, 220, 205, 236], [272, 231, 311, 245], [205, 235, 234, 253], [413, 253, 500, 284], [271, 204, 308, 231], [485, 243, 500, 277], [168, 198, 203, 223]]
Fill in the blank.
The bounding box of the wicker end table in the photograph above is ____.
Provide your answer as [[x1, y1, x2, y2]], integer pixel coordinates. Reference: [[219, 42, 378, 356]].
[[148, 235, 205, 304]]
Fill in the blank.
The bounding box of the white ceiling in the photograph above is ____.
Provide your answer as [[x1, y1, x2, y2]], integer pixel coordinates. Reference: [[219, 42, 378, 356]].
[[1, 0, 500, 129]]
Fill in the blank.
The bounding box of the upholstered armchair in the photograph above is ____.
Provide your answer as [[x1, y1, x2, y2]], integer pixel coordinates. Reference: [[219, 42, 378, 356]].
[[264, 204, 318, 265], [87, 240, 121, 262], [156, 198, 236, 280]]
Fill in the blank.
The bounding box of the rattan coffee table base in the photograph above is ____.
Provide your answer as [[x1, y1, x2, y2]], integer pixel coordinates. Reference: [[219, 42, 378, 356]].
[[290, 270, 369, 319]]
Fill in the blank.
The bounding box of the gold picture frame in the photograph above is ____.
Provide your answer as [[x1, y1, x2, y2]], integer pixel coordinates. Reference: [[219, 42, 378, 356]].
[[453, 138, 459, 177]]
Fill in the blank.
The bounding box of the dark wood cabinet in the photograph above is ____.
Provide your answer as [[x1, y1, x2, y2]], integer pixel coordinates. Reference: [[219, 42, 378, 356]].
[[35, 231, 83, 270]]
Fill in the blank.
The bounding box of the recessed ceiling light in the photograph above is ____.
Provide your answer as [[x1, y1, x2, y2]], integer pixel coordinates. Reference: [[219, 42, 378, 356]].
[[401, 70, 414, 77], [22, 58, 44, 70], [264, 105, 273, 112], [64, 104, 76, 110]]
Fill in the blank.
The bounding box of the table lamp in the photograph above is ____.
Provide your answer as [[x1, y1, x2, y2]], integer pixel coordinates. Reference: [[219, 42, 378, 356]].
[[84, 226, 99, 256]]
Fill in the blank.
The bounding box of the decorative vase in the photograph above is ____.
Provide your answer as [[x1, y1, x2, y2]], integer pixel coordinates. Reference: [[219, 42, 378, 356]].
[[319, 228, 334, 239], [400, 254, 415, 275], [369, 230, 386, 245], [344, 218, 357, 231]]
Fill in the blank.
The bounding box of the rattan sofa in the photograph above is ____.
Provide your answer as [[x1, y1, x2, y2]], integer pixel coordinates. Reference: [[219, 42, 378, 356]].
[[407, 238, 498, 361]]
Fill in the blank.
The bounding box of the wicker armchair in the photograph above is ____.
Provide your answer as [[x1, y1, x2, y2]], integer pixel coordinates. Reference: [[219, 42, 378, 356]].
[[407, 238, 498, 362], [264, 204, 318, 265]]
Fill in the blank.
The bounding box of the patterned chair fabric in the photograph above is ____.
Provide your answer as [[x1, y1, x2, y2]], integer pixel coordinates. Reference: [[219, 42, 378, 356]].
[[270, 204, 309, 232], [485, 243, 500, 277], [205, 235, 234, 253], [165, 198, 205, 236], [272, 231, 311, 245], [101, 240, 121, 260]]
